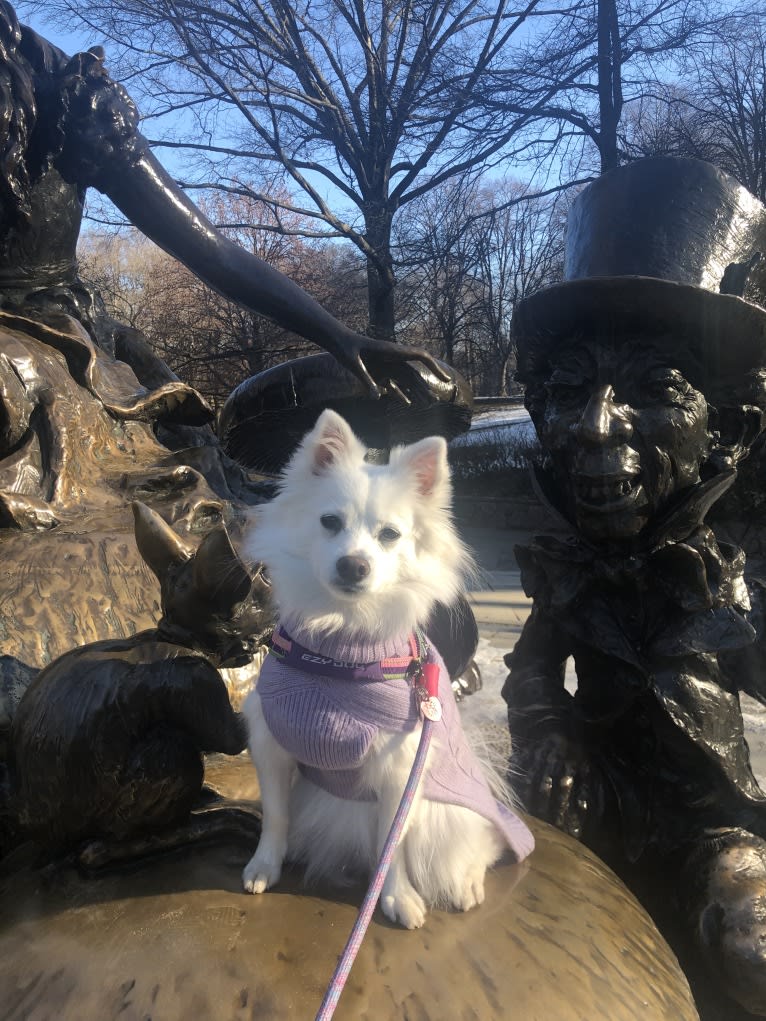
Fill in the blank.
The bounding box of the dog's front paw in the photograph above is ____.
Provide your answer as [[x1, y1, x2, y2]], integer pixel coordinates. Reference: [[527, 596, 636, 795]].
[[454, 865, 486, 912], [381, 887, 427, 929], [242, 849, 283, 894]]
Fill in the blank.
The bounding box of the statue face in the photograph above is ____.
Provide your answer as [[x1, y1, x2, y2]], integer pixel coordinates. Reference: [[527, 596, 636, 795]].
[[537, 337, 711, 542]]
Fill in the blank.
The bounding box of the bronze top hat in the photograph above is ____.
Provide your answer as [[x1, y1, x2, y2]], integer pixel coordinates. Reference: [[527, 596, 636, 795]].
[[514, 157, 766, 397]]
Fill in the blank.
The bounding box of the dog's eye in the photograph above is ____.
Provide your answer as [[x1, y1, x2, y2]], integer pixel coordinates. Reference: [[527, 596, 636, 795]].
[[320, 513, 343, 534], [378, 526, 401, 545]]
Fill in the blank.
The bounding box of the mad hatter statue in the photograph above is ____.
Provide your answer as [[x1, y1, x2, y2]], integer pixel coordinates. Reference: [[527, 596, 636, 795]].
[[504, 156, 766, 1016]]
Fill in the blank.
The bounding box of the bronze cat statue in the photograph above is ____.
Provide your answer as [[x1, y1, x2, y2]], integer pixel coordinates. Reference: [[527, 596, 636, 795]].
[[2, 502, 272, 864]]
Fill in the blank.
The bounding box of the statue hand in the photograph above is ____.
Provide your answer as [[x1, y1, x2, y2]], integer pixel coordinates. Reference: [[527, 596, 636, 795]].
[[523, 732, 596, 841], [331, 331, 453, 401]]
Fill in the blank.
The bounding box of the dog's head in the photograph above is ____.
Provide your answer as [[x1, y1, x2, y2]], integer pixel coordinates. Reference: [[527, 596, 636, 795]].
[[247, 410, 471, 640]]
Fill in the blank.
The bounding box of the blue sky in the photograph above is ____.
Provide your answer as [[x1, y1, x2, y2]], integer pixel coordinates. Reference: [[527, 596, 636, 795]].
[[15, 2, 573, 232], [19, 4, 102, 56]]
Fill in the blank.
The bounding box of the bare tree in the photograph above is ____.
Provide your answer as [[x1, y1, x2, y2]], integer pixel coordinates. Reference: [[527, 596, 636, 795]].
[[695, 18, 766, 201], [492, 0, 714, 176], [619, 86, 715, 163], [79, 191, 369, 407], [616, 6, 766, 205], [396, 176, 565, 393], [395, 174, 487, 375], [652, 13, 766, 201], [37, 0, 575, 340], [77, 229, 154, 331], [472, 182, 565, 392]]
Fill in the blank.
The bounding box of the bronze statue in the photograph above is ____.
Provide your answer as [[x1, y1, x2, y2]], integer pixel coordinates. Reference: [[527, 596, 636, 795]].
[[218, 352, 475, 474], [0, 0, 451, 716], [3, 502, 270, 864], [504, 156, 766, 1016], [0, 10, 704, 1017]]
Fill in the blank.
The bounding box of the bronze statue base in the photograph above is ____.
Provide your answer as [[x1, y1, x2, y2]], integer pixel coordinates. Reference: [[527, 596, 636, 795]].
[[0, 756, 698, 1021]]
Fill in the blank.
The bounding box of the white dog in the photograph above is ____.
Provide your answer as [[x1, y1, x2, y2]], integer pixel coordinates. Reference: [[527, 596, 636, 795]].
[[241, 409, 533, 929]]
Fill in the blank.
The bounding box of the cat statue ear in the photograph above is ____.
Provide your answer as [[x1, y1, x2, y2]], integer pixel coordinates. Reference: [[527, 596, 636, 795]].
[[132, 501, 194, 580], [132, 501, 272, 664], [193, 524, 253, 611]]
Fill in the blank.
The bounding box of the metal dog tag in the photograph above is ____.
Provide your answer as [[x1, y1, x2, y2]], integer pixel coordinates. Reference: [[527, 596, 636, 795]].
[[420, 695, 442, 722]]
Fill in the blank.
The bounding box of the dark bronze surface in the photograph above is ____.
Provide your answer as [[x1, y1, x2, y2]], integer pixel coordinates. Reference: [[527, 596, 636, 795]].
[[514, 157, 766, 398], [218, 352, 473, 476], [0, 767, 699, 1021], [507, 157, 766, 1017], [0, 309, 267, 701]]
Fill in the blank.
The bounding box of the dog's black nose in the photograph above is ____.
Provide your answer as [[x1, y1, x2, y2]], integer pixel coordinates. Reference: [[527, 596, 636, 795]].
[[336, 556, 370, 584]]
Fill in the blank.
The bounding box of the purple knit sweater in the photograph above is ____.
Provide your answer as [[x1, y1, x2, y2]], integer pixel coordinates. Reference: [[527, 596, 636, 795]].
[[256, 622, 534, 863]]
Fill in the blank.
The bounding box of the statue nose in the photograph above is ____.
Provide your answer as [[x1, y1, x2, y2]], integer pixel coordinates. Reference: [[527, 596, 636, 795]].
[[336, 555, 370, 584], [577, 384, 632, 444]]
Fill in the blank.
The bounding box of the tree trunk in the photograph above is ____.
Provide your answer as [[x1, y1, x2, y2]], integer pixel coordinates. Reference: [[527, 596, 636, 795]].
[[442, 329, 455, 366], [363, 206, 396, 341], [597, 0, 623, 174]]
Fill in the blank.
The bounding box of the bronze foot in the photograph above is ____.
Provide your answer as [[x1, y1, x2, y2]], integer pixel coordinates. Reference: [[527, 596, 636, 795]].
[[681, 828, 766, 1016]]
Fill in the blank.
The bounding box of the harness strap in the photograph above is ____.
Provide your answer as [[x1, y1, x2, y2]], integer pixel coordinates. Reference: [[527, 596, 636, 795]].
[[269, 625, 417, 682]]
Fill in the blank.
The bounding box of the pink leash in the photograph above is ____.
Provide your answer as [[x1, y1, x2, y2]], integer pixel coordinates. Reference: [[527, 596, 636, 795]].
[[314, 660, 441, 1021]]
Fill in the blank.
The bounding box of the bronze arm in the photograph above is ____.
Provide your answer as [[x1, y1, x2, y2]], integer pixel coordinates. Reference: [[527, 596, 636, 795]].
[[51, 46, 449, 399]]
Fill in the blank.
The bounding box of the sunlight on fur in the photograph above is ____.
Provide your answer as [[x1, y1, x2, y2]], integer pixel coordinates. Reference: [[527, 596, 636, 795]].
[[241, 409, 534, 929]]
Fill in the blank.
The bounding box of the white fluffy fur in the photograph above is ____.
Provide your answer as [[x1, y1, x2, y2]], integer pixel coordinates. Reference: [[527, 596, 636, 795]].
[[241, 409, 505, 929]]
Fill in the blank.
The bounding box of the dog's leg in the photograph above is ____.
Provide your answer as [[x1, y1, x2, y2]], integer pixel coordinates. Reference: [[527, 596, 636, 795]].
[[242, 693, 296, 894], [405, 800, 504, 911], [371, 732, 428, 929], [379, 810, 427, 928]]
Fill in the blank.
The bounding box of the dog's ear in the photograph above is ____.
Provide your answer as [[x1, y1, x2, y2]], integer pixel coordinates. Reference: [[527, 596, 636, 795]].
[[307, 409, 361, 475], [393, 436, 449, 498], [133, 501, 194, 580]]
